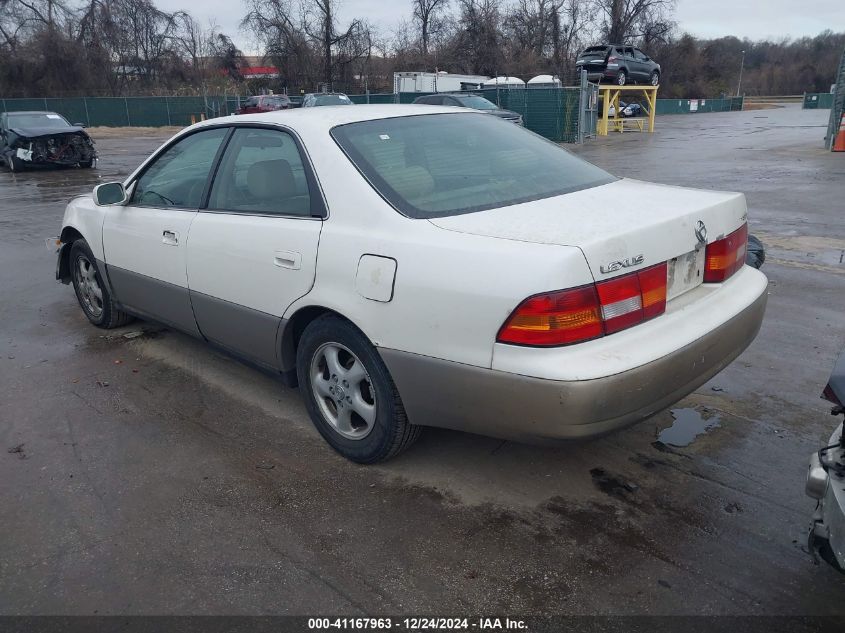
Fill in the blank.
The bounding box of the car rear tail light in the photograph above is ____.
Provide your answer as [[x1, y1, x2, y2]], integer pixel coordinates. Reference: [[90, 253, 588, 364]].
[[704, 223, 748, 283], [496, 285, 603, 346], [497, 263, 667, 347]]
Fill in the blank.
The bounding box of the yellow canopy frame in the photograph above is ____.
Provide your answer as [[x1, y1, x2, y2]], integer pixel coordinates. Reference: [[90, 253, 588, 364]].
[[596, 85, 658, 135]]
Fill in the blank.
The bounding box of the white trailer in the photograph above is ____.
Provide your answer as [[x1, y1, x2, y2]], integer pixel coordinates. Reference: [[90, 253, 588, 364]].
[[393, 71, 491, 94]]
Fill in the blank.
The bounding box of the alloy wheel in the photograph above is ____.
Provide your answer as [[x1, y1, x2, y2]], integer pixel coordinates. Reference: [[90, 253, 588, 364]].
[[74, 255, 103, 318], [310, 342, 377, 440]]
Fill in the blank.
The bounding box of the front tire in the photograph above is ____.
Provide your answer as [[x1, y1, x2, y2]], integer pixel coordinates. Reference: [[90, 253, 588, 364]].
[[296, 315, 420, 463], [650, 71, 660, 86], [7, 155, 24, 172], [616, 70, 627, 86], [70, 239, 133, 329]]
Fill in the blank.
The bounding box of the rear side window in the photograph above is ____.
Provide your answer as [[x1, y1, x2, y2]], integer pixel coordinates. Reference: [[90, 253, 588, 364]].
[[131, 127, 228, 209], [207, 127, 311, 217], [332, 113, 614, 219]]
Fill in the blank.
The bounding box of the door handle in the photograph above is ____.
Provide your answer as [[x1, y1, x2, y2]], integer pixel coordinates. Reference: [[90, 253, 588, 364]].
[[162, 230, 178, 246], [274, 250, 302, 270]]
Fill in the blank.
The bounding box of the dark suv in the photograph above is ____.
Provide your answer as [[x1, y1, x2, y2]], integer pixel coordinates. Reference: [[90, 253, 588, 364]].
[[575, 45, 660, 86]]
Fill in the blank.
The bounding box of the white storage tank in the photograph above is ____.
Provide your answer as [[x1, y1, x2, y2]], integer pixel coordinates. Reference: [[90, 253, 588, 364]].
[[482, 76, 525, 88], [527, 74, 561, 87]]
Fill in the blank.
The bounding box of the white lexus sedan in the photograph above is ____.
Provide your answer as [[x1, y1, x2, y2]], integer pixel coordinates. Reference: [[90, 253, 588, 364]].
[[56, 105, 768, 463]]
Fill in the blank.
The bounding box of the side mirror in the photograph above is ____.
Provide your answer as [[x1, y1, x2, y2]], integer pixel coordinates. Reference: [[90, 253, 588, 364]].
[[93, 182, 128, 206], [73, 122, 87, 128]]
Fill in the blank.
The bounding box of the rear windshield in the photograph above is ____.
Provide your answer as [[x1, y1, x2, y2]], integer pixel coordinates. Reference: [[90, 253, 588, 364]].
[[582, 46, 608, 56], [452, 95, 498, 110], [8, 112, 71, 128], [331, 113, 614, 219], [313, 94, 353, 106]]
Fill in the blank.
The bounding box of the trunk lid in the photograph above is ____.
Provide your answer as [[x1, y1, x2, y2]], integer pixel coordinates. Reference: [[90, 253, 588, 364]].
[[428, 178, 748, 284]]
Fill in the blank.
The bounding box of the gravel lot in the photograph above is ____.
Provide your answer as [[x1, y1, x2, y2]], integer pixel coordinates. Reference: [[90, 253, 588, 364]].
[[1, 105, 844, 616]]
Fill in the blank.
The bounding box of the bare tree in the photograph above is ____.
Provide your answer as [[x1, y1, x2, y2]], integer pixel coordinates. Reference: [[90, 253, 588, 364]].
[[592, 0, 675, 44], [411, 0, 447, 57], [451, 0, 503, 76], [244, 0, 372, 90]]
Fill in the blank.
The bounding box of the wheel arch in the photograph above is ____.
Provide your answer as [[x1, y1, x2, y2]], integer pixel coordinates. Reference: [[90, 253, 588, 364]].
[[57, 226, 85, 284], [279, 305, 371, 387]]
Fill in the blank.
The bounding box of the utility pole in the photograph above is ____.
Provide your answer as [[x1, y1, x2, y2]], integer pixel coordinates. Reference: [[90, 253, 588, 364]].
[[736, 50, 746, 97]]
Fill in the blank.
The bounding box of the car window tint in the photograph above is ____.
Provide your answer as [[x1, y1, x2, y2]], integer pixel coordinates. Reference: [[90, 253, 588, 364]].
[[208, 127, 311, 217], [332, 113, 614, 219], [634, 48, 647, 60], [131, 128, 228, 209]]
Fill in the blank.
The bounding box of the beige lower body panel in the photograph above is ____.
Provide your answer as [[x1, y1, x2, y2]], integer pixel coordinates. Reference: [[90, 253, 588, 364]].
[[379, 289, 767, 442]]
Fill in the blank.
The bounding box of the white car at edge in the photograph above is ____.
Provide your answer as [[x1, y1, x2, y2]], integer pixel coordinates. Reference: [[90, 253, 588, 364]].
[[56, 105, 768, 463]]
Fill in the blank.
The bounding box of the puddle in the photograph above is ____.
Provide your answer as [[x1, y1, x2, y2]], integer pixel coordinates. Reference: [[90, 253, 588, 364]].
[[658, 408, 721, 447]]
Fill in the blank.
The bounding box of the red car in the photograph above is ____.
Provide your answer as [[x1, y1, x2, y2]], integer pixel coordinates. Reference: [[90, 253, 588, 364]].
[[235, 95, 291, 114]]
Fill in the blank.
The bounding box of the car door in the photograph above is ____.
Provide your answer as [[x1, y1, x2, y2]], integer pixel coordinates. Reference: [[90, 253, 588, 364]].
[[102, 126, 230, 335], [621, 46, 640, 80], [632, 48, 651, 81], [186, 125, 324, 369]]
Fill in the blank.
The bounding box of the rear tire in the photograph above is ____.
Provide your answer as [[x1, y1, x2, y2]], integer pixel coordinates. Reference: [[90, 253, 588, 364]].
[[650, 71, 660, 86], [616, 70, 627, 86], [296, 315, 420, 463], [70, 239, 133, 329]]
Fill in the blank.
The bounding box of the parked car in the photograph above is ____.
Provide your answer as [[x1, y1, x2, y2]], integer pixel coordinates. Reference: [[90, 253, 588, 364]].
[[413, 93, 523, 125], [301, 93, 354, 107], [576, 44, 661, 86], [1, 111, 96, 171], [806, 349, 845, 574], [235, 95, 291, 114], [603, 100, 644, 118], [55, 105, 767, 463]]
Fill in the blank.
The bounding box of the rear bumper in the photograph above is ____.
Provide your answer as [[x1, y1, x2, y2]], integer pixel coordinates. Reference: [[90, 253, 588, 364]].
[[380, 274, 767, 442], [807, 424, 845, 572]]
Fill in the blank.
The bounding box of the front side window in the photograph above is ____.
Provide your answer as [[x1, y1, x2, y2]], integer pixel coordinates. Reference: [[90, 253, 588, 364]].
[[207, 127, 311, 217], [131, 127, 228, 208], [332, 113, 614, 219]]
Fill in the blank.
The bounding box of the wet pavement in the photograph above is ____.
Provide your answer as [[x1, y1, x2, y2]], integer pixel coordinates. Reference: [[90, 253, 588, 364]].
[[1, 107, 844, 615]]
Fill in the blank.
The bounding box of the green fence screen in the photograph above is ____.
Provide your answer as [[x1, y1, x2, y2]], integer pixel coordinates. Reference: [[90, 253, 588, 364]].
[[804, 93, 835, 109], [653, 97, 743, 114], [0, 91, 742, 143]]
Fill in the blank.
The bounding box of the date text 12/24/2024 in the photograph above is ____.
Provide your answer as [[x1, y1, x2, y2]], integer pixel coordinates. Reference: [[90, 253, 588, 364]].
[[308, 618, 528, 630]]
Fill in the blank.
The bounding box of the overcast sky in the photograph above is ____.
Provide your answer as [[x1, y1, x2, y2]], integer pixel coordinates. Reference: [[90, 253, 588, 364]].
[[184, 0, 845, 55]]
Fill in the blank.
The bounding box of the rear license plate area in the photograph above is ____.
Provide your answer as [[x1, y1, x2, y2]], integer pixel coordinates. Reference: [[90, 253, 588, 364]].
[[667, 248, 705, 300]]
